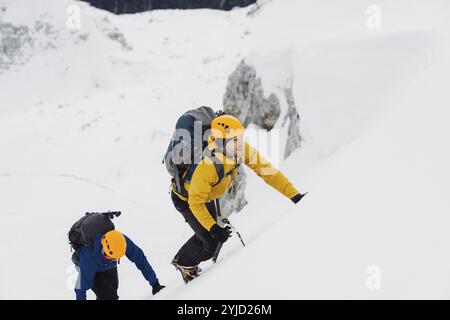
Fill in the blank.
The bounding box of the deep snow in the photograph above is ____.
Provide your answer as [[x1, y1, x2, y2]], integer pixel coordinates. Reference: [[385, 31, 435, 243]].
[[0, 0, 449, 299]]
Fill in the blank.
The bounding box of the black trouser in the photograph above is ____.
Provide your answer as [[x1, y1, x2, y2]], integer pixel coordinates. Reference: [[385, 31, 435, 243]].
[[91, 268, 119, 300], [172, 191, 219, 266]]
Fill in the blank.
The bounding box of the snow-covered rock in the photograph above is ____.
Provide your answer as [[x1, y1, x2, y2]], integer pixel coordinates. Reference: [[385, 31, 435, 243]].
[[223, 59, 281, 130], [283, 84, 302, 159], [1, 0, 450, 300]]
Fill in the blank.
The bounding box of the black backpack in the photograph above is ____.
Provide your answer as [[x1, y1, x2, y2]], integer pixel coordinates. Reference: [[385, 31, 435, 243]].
[[163, 106, 239, 198], [68, 211, 121, 251], [68, 211, 121, 266]]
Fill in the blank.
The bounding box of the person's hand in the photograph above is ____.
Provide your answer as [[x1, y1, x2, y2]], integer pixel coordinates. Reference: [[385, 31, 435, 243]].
[[210, 224, 232, 243], [152, 282, 165, 295], [291, 193, 307, 204]]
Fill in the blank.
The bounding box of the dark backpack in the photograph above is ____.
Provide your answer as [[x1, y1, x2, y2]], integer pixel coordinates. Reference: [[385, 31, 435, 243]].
[[163, 106, 239, 198], [68, 211, 121, 251]]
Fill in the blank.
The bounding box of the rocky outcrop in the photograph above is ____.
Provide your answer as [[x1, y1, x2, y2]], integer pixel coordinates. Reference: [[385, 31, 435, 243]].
[[220, 59, 282, 216], [0, 10, 131, 72], [283, 84, 302, 159], [220, 60, 302, 216], [0, 19, 59, 72], [223, 59, 281, 130], [0, 23, 34, 71]]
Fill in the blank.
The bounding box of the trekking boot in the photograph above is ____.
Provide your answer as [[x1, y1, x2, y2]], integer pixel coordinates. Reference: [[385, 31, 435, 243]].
[[171, 258, 202, 284]]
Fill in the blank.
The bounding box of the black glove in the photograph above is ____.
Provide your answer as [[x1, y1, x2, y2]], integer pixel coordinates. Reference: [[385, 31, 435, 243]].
[[210, 224, 232, 243], [291, 193, 307, 204], [152, 282, 165, 295]]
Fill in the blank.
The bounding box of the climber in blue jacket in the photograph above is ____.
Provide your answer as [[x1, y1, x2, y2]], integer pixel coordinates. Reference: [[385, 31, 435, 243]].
[[74, 230, 165, 300]]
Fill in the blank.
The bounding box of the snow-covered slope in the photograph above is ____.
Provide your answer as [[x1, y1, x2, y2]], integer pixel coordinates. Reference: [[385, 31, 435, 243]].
[[1, 0, 449, 299]]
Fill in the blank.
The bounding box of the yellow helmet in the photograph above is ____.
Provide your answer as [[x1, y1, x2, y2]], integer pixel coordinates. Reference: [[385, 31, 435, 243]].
[[210, 115, 244, 140], [101, 230, 126, 260]]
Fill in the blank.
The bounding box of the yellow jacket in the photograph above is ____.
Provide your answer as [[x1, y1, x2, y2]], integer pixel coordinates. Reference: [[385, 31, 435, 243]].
[[173, 142, 300, 231]]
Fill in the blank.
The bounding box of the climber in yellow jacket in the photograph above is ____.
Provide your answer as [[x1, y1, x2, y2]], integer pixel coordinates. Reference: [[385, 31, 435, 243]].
[[170, 114, 305, 283]]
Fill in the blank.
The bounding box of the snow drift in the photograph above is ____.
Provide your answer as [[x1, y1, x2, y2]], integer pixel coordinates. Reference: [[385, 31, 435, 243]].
[[1, 0, 449, 299]]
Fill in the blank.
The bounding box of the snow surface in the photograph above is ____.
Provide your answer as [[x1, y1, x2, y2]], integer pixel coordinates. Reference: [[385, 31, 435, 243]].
[[0, 0, 449, 299]]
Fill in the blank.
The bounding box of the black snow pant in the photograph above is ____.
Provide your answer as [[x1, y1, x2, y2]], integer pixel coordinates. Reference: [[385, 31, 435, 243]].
[[92, 268, 119, 300], [171, 191, 219, 267]]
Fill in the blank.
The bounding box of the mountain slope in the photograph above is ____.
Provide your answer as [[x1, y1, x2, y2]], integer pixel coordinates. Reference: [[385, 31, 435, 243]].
[[0, 0, 449, 299]]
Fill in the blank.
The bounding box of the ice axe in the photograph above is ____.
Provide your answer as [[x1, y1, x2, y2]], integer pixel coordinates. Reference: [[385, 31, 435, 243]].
[[212, 199, 245, 263], [222, 218, 246, 248]]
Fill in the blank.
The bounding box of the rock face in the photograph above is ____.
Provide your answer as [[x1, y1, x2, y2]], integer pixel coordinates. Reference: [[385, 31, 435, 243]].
[[283, 84, 302, 159], [0, 23, 34, 71], [0, 8, 131, 73], [0, 17, 60, 72], [220, 60, 302, 216], [0, 2, 66, 72], [220, 59, 283, 217], [81, 0, 257, 14], [223, 59, 281, 130]]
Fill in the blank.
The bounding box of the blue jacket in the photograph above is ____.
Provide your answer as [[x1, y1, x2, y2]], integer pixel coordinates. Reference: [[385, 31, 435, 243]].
[[75, 233, 158, 300]]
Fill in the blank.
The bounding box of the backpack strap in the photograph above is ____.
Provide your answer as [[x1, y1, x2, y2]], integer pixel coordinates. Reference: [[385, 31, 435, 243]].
[[173, 170, 186, 197], [209, 150, 224, 187], [211, 162, 224, 187], [205, 148, 240, 187], [181, 148, 236, 190], [183, 163, 199, 185], [173, 162, 198, 198]]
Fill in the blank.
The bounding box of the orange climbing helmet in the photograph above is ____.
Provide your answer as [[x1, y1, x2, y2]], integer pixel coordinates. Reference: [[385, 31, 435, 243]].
[[210, 115, 245, 140], [101, 230, 127, 260]]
